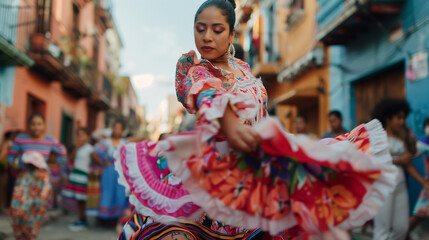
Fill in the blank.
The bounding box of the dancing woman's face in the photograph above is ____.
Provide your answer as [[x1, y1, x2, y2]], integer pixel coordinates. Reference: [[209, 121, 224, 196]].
[[194, 6, 234, 61]]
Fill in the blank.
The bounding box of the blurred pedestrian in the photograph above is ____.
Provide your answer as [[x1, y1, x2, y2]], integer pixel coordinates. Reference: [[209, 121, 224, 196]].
[[372, 99, 429, 240], [7, 130, 22, 207], [322, 110, 347, 138], [62, 127, 107, 231], [409, 117, 429, 233], [96, 121, 145, 224], [85, 128, 112, 216], [0, 131, 14, 214], [7, 113, 66, 240], [294, 115, 317, 139], [47, 152, 62, 209]]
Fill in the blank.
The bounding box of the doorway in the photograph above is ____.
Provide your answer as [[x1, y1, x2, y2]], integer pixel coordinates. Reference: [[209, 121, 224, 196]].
[[353, 62, 405, 124], [61, 112, 74, 150]]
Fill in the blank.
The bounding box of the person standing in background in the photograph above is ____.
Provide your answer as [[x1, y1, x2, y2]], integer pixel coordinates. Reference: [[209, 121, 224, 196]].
[[322, 110, 347, 138], [96, 121, 145, 224], [372, 99, 429, 240], [0, 131, 14, 214], [62, 127, 107, 231], [7, 113, 66, 240], [47, 152, 62, 209], [409, 117, 429, 235], [6, 130, 22, 209], [294, 115, 317, 139]]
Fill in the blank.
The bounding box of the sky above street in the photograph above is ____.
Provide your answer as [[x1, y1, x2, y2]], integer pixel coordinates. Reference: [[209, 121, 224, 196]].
[[112, 0, 205, 119]]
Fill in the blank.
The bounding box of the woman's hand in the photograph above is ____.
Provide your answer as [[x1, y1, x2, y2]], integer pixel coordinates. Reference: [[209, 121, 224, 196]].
[[220, 105, 260, 152], [104, 160, 113, 167], [423, 181, 429, 195], [224, 123, 260, 152], [394, 152, 413, 165], [9, 162, 20, 172]]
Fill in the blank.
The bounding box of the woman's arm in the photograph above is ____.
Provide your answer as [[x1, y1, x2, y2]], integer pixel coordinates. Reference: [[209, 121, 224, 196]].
[[220, 105, 260, 152], [0, 141, 8, 161], [405, 161, 429, 194], [91, 152, 108, 167], [7, 139, 21, 169], [52, 142, 67, 175], [392, 152, 413, 166], [127, 135, 148, 143]]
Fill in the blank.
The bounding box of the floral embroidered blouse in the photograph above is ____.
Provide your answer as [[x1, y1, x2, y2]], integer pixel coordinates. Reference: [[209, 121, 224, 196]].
[[175, 51, 268, 133]]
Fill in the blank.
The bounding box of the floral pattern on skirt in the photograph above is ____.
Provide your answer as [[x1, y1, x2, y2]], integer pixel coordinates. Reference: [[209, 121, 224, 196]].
[[10, 168, 50, 240]]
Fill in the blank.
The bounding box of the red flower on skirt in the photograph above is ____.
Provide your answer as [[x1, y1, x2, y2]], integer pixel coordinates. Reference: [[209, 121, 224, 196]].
[[13, 186, 25, 204], [10, 207, 26, 219], [29, 185, 41, 198]]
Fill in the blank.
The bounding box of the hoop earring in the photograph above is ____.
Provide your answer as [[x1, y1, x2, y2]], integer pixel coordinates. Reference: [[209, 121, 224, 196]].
[[228, 44, 235, 58]]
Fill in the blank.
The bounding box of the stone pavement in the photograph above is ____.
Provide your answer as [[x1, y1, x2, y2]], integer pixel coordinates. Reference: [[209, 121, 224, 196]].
[[35, 214, 118, 240], [1, 211, 429, 240], [0, 209, 64, 240], [0, 214, 12, 240], [0, 210, 117, 240]]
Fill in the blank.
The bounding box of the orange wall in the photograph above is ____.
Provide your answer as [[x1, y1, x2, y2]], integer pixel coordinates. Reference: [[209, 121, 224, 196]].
[[5, 0, 112, 138], [264, 62, 330, 136], [249, 0, 330, 135], [277, 0, 319, 66], [51, 0, 74, 43], [79, 2, 96, 59], [15, 0, 36, 52], [3, 68, 88, 140]]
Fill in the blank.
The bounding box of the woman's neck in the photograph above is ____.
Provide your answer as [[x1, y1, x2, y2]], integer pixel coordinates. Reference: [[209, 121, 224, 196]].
[[386, 127, 399, 138], [29, 134, 45, 140], [210, 52, 229, 67], [112, 136, 121, 141]]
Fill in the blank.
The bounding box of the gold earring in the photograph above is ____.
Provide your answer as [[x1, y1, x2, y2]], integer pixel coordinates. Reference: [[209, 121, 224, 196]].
[[228, 44, 235, 58]]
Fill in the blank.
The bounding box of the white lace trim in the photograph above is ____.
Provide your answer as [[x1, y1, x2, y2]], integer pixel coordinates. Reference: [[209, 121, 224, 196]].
[[114, 143, 200, 214]]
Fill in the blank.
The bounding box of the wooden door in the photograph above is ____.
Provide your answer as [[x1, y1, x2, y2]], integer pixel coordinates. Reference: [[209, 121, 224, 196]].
[[354, 63, 405, 124]]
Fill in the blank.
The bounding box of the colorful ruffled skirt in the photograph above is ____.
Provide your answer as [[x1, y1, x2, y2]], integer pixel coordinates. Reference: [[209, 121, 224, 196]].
[[115, 118, 397, 239]]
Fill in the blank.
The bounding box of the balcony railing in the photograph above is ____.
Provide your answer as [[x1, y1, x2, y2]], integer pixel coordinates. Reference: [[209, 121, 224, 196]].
[[0, 0, 34, 66], [28, 33, 94, 97], [94, 0, 113, 32], [316, 0, 405, 45]]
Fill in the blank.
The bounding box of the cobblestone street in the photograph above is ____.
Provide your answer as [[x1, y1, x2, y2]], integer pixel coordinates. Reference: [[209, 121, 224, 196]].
[[1, 211, 429, 240], [0, 212, 117, 240]]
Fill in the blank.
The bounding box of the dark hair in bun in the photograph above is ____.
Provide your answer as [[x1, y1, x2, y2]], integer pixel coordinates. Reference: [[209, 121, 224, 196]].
[[195, 0, 236, 34], [226, 0, 236, 9]]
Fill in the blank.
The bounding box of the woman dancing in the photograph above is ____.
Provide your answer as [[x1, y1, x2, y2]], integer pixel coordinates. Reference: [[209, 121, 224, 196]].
[[116, 1, 397, 239]]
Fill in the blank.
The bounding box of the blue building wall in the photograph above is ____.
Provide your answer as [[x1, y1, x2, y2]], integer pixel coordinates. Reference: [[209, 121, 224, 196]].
[[0, 0, 19, 44], [0, 0, 20, 105], [325, 0, 429, 209], [316, 0, 345, 30], [326, 0, 429, 135], [0, 67, 16, 105]]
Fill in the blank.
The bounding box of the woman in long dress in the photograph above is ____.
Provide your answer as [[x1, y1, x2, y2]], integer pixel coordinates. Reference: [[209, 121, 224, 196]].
[[97, 121, 146, 222], [8, 113, 66, 240]]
